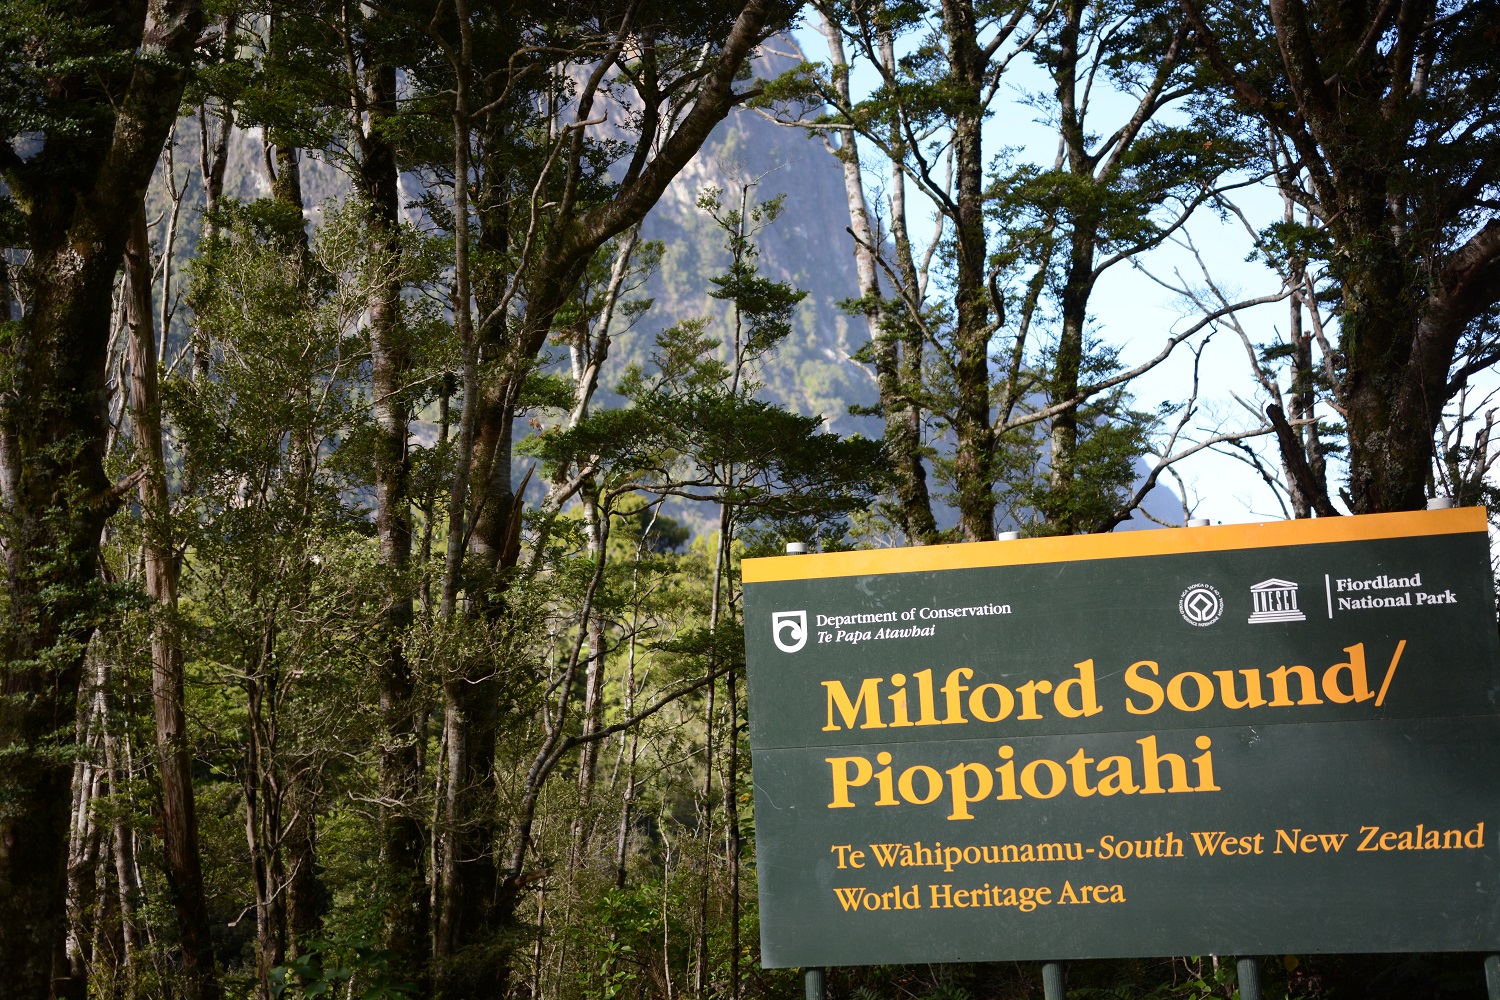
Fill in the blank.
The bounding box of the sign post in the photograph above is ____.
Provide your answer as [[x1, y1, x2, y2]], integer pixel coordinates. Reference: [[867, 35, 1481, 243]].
[[1236, 958, 1261, 1000], [1041, 961, 1064, 1000], [784, 540, 827, 1000], [743, 509, 1500, 975]]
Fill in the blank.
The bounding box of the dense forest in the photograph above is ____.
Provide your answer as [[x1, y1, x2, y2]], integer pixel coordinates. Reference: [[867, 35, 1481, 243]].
[[1, 1, 1497, 999]]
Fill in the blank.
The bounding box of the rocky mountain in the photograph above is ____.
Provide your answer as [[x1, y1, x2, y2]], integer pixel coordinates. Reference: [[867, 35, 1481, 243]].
[[617, 61, 879, 436]]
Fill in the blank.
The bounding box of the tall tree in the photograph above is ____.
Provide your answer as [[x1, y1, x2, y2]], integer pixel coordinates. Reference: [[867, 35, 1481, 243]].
[[787, 0, 1048, 541], [0, 2, 204, 994], [803, 1, 941, 545], [236, 1, 437, 982], [178, 197, 374, 997], [1181, 0, 1500, 513], [409, 1, 799, 990], [786, 0, 1243, 538], [125, 201, 221, 1000], [1001, 0, 1242, 533]]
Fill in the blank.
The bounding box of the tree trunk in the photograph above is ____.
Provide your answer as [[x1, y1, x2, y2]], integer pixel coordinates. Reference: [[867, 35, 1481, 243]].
[[434, 27, 505, 989], [260, 137, 327, 965], [192, 14, 236, 385], [573, 490, 609, 862], [882, 33, 941, 546], [0, 210, 130, 1000], [430, 3, 784, 993], [818, 6, 938, 545], [724, 648, 743, 1000], [102, 697, 143, 979], [1047, 233, 1095, 532], [126, 203, 221, 1000], [244, 662, 288, 1000], [284, 763, 325, 962], [63, 680, 106, 991], [1337, 229, 1500, 517], [356, 48, 430, 987], [940, 0, 996, 542], [0, 5, 203, 990]]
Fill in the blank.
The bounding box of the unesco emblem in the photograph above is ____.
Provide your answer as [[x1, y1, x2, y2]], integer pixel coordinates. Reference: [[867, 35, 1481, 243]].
[[771, 610, 808, 653], [1178, 584, 1223, 626]]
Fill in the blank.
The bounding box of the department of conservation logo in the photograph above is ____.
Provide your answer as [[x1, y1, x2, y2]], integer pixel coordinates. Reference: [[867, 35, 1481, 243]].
[[1248, 577, 1306, 623], [771, 610, 808, 653], [1179, 584, 1223, 626]]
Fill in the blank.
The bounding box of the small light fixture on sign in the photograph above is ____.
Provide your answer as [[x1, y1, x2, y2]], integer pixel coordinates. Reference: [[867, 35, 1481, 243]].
[[784, 541, 808, 555], [998, 530, 1021, 540], [1427, 496, 1454, 510], [1187, 517, 1211, 527]]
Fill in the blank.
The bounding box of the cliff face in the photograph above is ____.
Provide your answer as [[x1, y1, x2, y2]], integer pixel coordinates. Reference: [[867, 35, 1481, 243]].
[[605, 54, 880, 437]]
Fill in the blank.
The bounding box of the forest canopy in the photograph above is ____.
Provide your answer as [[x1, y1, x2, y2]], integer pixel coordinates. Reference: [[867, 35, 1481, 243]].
[[0, 1, 1497, 999]]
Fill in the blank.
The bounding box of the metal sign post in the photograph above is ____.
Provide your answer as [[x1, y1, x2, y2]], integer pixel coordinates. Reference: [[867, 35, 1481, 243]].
[[1235, 957, 1261, 1000], [1041, 961, 1065, 1000], [804, 966, 824, 1000]]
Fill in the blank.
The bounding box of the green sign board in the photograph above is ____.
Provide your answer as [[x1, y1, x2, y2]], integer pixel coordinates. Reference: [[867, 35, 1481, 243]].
[[742, 509, 1500, 967]]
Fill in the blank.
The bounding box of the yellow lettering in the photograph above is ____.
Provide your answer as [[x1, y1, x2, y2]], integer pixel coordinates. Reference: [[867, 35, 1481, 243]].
[[1095, 755, 1139, 796], [912, 668, 941, 725], [1055, 660, 1103, 718], [1190, 831, 1226, 855], [898, 765, 942, 805], [1066, 748, 1097, 797], [1166, 671, 1214, 711], [828, 756, 873, 808], [1192, 734, 1219, 791], [1322, 644, 1375, 704], [888, 673, 913, 727], [1267, 664, 1323, 706], [995, 746, 1021, 800], [1016, 679, 1052, 720], [1214, 668, 1266, 709], [1020, 758, 1066, 799], [945, 762, 993, 820], [1137, 735, 1191, 794], [833, 887, 865, 911], [823, 678, 885, 731], [1125, 660, 1164, 714], [940, 668, 972, 724], [873, 751, 898, 805], [969, 683, 1015, 722]]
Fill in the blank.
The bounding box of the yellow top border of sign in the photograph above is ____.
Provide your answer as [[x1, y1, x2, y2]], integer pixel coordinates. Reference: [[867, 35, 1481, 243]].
[[742, 507, 1488, 584]]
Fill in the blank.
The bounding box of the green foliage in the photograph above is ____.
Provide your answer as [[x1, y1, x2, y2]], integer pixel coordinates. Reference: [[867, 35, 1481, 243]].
[[270, 934, 417, 1000], [567, 883, 684, 1000], [0, 2, 134, 146]]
